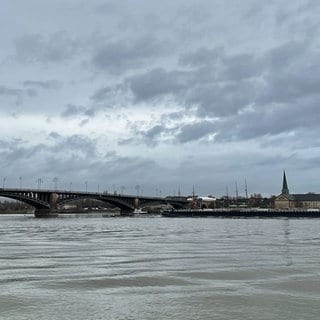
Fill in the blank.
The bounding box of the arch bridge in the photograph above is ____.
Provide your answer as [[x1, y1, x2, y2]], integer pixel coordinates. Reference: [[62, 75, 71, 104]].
[[0, 188, 188, 217]]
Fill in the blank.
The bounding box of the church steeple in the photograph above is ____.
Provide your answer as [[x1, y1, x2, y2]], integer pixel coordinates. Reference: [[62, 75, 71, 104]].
[[282, 171, 289, 195]]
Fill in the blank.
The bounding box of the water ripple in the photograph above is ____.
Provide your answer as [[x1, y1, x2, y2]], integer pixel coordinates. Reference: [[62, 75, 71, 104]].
[[1, 215, 320, 320]]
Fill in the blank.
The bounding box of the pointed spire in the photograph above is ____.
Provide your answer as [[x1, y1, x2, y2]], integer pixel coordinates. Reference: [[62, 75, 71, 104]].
[[282, 170, 289, 195]]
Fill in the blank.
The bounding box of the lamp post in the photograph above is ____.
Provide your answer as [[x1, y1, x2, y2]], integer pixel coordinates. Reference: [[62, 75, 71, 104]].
[[85, 181, 88, 192], [19, 176, 22, 189], [2, 177, 6, 188], [69, 182, 72, 192]]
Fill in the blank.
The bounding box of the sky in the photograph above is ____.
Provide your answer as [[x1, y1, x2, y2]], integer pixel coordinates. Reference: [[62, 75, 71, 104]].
[[1, 0, 320, 197]]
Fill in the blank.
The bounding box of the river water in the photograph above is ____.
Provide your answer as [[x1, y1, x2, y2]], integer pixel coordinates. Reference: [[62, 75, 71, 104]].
[[0, 214, 319, 320]]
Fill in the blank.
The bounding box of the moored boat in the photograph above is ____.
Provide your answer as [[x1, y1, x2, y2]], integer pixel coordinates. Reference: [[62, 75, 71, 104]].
[[133, 208, 148, 215]]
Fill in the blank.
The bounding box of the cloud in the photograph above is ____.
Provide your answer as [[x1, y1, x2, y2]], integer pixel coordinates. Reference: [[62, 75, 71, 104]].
[[23, 80, 61, 90], [92, 36, 168, 74], [15, 32, 82, 63], [179, 47, 224, 67], [2, 0, 320, 195], [90, 84, 127, 105], [61, 105, 87, 118], [49, 132, 61, 139], [0, 134, 164, 192], [121, 47, 262, 118], [143, 125, 166, 140], [116, 37, 320, 141], [50, 134, 98, 158], [127, 68, 189, 102], [0, 85, 23, 98], [176, 121, 216, 143], [0, 85, 31, 106], [119, 124, 172, 147]]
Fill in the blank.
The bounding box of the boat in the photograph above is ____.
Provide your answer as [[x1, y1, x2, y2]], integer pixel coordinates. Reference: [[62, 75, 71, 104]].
[[133, 208, 148, 215]]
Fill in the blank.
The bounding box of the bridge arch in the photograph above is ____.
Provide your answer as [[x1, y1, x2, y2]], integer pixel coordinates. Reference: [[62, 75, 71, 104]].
[[0, 188, 188, 217], [58, 195, 135, 212], [0, 192, 50, 209]]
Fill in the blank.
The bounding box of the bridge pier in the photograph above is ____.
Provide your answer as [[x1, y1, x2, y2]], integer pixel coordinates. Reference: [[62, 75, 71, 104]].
[[34, 192, 59, 218]]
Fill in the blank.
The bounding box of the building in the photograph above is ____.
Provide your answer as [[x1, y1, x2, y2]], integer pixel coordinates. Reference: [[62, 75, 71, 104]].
[[274, 171, 320, 209], [187, 196, 216, 209]]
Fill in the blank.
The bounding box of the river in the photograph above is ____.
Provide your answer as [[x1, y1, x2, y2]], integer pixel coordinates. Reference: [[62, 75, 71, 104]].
[[0, 214, 319, 320]]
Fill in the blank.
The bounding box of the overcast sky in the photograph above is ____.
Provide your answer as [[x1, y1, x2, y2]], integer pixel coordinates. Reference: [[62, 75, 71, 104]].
[[1, 0, 320, 197]]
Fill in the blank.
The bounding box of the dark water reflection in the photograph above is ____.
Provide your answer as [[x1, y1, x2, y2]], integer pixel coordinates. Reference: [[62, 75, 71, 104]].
[[0, 214, 320, 319]]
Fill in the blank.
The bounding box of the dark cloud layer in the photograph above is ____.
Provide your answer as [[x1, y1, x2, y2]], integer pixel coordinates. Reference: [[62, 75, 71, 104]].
[[1, 0, 320, 195]]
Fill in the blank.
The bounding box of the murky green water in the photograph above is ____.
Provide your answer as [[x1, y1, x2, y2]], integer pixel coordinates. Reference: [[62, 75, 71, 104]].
[[0, 214, 319, 319]]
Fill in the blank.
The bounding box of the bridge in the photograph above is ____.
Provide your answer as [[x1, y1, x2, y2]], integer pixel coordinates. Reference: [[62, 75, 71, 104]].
[[0, 188, 188, 217]]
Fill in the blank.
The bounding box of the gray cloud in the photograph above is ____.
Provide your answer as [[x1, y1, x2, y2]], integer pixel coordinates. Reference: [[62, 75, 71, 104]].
[[90, 84, 126, 104], [215, 98, 320, 142], [0, 138, 45, 169], [144, 125, 166, 140], [176, 121, 216, 143], [50, 134, 98, 158], [23, 80, 61, 90], [92, 36, 168, 74], [0, 85, 22, 98], [0, 134, 164, 192], [118, 36, 320, 142], [15, 32, 82, 63], [179, 47, 224, 67], [61, 105, 87, 118], [49, 132, 61, 139], [122, 48, 262, 117], [0, 85, 30, 106], [118, 123, 170, 147], [2, 0, 320, 195], [127, 68, 189, 102]]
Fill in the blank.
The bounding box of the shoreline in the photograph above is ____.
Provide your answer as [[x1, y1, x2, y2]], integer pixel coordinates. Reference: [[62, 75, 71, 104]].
[[161, 208, 320, 218]]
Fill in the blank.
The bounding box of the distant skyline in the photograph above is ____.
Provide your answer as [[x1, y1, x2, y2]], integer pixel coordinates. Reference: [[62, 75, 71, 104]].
[[1, 0, 320, 196]]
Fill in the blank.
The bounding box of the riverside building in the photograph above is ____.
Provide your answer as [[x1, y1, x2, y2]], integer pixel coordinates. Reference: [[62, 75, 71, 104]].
[[274, 171, 320, 209]]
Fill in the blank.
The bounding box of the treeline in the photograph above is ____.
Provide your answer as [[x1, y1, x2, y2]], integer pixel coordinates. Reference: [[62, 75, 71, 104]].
[[62, 199, 116, 210], [207, 195, 276, 209], [0, 200, 33, 212], [0, 198, 115, 212]]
